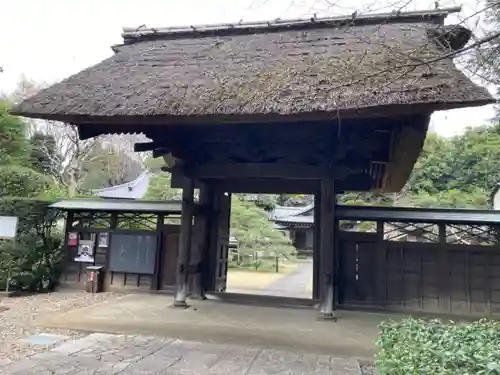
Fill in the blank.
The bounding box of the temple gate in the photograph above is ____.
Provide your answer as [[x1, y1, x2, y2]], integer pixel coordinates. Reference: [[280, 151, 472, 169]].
[[13, 8, 493, 319]]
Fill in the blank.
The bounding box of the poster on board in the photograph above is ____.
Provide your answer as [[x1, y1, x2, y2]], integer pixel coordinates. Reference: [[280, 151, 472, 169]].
[[68, 232, 78, 246], [74, 240, 94, 263], [98, 233, 109, 248]]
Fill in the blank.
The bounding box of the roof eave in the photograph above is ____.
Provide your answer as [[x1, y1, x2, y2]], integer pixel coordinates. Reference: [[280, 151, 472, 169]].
[[11, 98, 496, 131]]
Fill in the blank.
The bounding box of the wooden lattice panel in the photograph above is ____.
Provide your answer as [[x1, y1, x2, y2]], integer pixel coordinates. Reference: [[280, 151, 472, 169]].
[[116, 213, 157, 231]]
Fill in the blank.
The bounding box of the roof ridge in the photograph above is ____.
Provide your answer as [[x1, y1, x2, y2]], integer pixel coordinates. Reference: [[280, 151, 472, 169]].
[[91, 170, 148, 193], [121, 7, 461, 43], [292, 203, 315, 216]]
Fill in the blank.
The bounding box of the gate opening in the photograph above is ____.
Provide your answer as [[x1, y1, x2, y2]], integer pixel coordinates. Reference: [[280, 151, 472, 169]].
[[225, 195, 314, 300]]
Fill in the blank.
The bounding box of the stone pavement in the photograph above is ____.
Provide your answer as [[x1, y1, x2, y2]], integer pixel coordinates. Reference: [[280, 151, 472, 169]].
[[1, 333, 362, 374]]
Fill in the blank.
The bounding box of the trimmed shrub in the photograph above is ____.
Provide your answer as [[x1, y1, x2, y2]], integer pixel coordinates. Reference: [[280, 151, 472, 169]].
[[376, 318, 500, 375], [0, 198, 64, 292]]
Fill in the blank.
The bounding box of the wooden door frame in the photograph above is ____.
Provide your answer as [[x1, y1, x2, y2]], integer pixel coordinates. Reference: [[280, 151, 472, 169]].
[[157, 224, 180, 291]]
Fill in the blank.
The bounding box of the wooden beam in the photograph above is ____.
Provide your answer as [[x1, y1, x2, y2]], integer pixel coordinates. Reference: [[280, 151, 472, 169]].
[[319, 177, 337, 320], [152, 147, 170, 158], [171, 174, 373, 193], [172, 170, 318, 193], [173, 179, 195, 308], [134, 141, 164, 152], [190, 163, 330, 180], [172, 172, 317, 193], [171, 171, 202, 189], [213, 178, 318, 194]]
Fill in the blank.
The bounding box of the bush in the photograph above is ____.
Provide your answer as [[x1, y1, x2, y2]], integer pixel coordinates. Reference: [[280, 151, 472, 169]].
[[0, 165, 54, 197], [376, 318, 500, 375], [0, 198, 64, 292]]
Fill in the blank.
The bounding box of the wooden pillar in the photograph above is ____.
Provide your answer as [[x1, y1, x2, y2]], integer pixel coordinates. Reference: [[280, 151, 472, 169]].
[[173, 179, 195, 307], [312, 191, 321, 300], [62, 211, 74, 269], [204, 189, 220, 292], [319, 177, 337, 320], [203, 189, 231, 292], [375, 221, 386, 305], [215, 192, 231, 292], [63, 211, 74, 250], [152, 213, 164, 291], [189, 186, 212, 299]]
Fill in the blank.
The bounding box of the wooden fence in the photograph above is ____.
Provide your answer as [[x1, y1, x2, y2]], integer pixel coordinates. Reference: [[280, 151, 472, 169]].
[[335, 206, 500, 316]]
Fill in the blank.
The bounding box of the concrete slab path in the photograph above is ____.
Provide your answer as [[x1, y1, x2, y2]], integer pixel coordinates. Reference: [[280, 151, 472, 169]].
[[38, 294, 384, 359], [1, 333, 363, 374]]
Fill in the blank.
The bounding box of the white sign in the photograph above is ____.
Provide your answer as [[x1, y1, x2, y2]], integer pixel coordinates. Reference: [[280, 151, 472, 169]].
[[0, 216, 18, 239]]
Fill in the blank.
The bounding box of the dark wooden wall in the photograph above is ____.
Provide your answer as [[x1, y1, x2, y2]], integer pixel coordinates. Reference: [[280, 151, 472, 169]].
[[339, 232, 500, 316], [58, 211, 180, 293], [106, 272, 154, 291], [293, 229, 314, 250]]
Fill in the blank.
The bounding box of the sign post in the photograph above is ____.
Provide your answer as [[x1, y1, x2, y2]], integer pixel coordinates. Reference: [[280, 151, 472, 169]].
[[0, 216, 18, 295]]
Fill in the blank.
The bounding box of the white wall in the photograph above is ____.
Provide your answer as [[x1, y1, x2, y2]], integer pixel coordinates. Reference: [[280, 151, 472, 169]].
[[494, 190, 500, 210]]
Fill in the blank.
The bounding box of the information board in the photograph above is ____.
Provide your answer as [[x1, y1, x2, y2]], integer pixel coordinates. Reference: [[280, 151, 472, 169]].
[[108, 234, 157, 274]]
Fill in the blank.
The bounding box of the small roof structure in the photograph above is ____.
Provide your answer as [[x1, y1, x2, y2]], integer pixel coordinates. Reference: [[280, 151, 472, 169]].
[[269, 204, 314, 228], [12, 7, 492, 135], [270, 203, 500, 226], [92, 171, 150, 199], [50, 198, 181, 214]]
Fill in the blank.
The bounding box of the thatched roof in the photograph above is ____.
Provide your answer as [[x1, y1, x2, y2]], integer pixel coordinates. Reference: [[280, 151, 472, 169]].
[[12, 8, 493, 125]]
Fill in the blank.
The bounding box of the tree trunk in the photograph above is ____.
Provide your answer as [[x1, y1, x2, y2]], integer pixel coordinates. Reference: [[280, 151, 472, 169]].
[[67, 169, 78, 197]]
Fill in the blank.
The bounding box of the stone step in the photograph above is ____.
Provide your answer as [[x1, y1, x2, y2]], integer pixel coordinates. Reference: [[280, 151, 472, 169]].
[[2, 333, 363, 374]]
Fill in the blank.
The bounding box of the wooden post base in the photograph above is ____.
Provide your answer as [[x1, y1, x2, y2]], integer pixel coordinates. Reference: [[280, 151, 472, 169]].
[[319, 311, 338, 321], [189, 292, 207, 301], [171, 300, 190, 309]]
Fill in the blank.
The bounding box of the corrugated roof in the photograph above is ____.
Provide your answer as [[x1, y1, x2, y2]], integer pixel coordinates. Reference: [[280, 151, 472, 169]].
[[275, 216, 314, 224], [270, 205, 500, 225], [50, 198, 181, 213], [338, 205, 500, 224]]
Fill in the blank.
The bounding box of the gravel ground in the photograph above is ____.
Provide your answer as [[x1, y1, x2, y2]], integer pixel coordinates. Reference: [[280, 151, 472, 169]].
[[0, 291, 119, 362], [359, 360, 379, 375]]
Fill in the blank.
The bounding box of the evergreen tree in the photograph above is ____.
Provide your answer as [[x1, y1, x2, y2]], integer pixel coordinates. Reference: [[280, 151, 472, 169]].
[[0, 101, 30, 166], [29, 132, 61, 177]]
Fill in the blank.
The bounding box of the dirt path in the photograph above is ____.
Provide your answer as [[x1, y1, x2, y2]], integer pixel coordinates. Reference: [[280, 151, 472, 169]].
[[264, 259, 313, 298]]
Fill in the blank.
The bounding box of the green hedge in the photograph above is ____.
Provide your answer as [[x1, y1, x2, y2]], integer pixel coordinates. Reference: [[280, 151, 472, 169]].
[[376, 318, 500, 375], [0, 165, 54, 197], [0, 197, 64, 292]]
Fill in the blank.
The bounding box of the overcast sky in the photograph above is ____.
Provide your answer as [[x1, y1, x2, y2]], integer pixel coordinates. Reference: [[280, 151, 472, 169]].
[[1, 0, 495, 136]]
